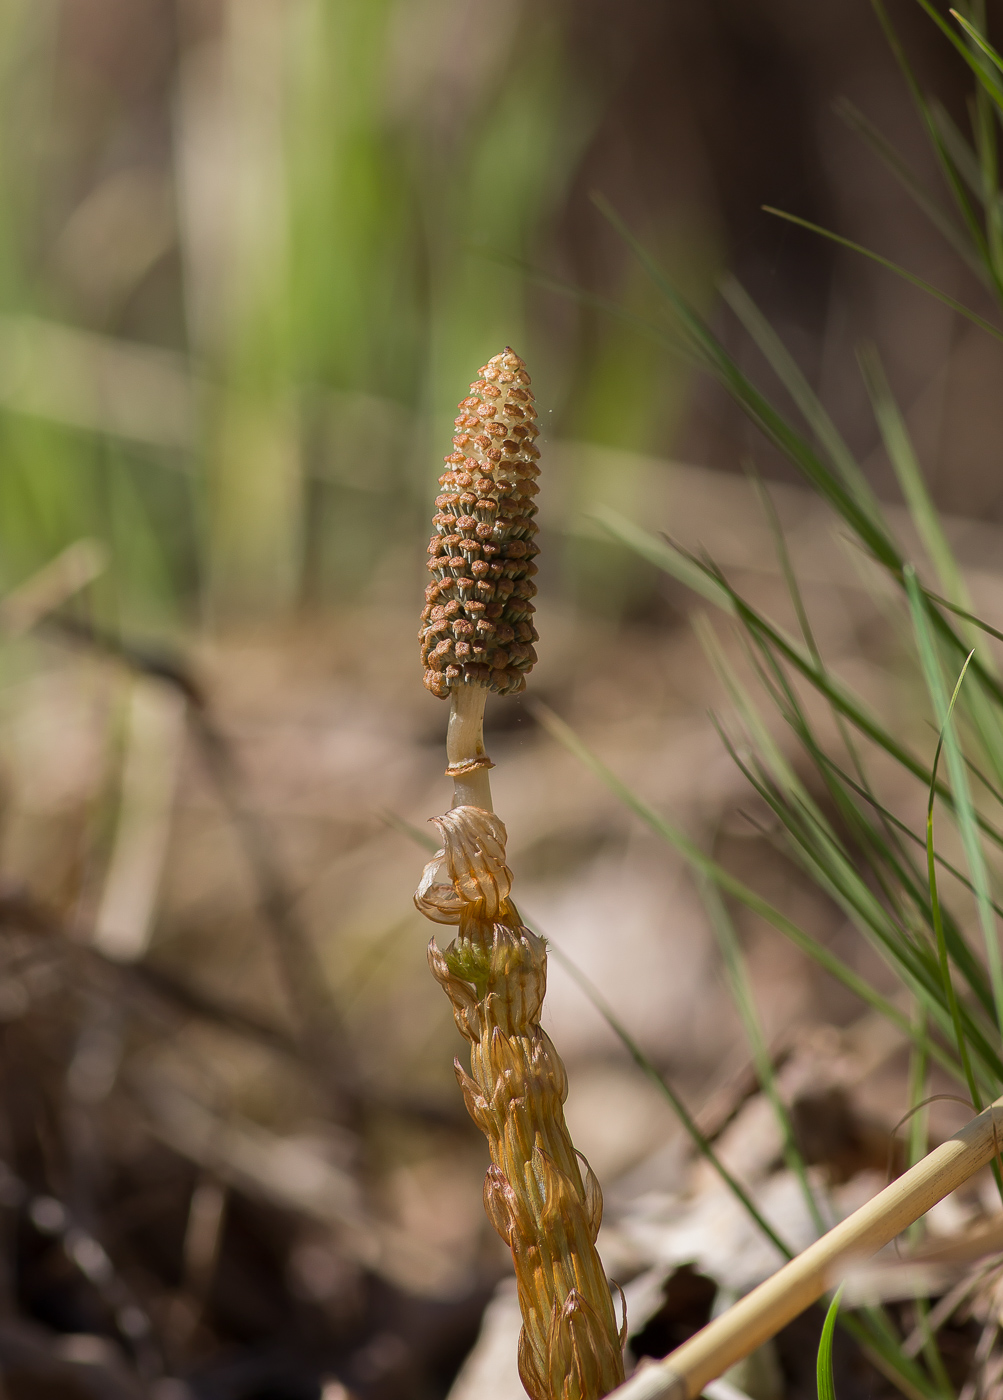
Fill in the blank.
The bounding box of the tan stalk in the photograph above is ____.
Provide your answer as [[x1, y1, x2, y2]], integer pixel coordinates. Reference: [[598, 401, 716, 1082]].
[[446, 681, 493, 811], [609, 1092, 1003, 1400], [415, 350, 625, 1400]]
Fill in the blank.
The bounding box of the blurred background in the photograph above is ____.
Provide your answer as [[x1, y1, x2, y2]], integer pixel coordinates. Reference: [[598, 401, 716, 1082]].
[[0, 0, 997, 1397]]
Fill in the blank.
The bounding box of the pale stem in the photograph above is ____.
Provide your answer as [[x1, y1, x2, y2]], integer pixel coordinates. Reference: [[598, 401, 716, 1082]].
[[446, 682, 493, 811]]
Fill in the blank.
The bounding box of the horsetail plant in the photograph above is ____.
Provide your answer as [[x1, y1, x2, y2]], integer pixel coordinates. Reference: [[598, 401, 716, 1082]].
[[414, 349, 626, 1400]]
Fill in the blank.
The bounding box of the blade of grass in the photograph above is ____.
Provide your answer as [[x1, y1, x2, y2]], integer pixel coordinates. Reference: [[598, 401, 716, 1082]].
[[701, 873, 828, 1235], [748, 470, 824, 663], [951, 10, 1003, 85], [931, 593, 1003, 645], [589, 505, 737, 612], [907, 569, 1003, 1046], [918, 635, 982, 1109], [909, 0, 1003, 108], [761, 207, 1003, 345], [381, 809, 440, 852], [973, 60, 1003, 283], [908, 1004, 930, 1177], [858, 347, 971, 616], [929, 100, 984, 199], [721, 282, 879, 517], [817, 1285, 844, 1400], [842, 1310, 938, 1400], [834, 98, 988, 282]]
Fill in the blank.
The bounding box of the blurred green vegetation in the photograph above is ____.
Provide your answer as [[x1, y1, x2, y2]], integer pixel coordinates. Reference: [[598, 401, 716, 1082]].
[[0, 0, 714, 631]]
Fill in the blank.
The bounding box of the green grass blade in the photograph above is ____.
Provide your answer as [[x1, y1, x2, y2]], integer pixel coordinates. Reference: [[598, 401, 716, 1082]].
[[858, 347, 971, 613], [951, 10, 1003, 80], [590, 505, 736, 613], [749, 470, 825, 664], [917, 633, 982, 1106], [952, 676, 1003, 800], [929, 100, 984, 199], [816, 746, 1003, 924], [907, 1004, 930, 1173], [974, 71, 1003, 282], [747, 471, 920, 897], [907, 568, 1003, 1043], [695, 611, 802, 795], [762, 207, 1003, 345], [909, 0, 1003, 107], [381, 809, 439, 852], [701, 873, 827, 1234], [721, 281, 879, 515], [825, 1294, 938, 1400], [930, 594, 1003, 646], [834, 98, 988, 281], [817, 1285, 844, 1400]]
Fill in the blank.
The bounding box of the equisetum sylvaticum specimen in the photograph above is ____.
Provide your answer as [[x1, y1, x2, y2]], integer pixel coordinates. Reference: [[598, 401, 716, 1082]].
[[415, 349, 626, 1400]]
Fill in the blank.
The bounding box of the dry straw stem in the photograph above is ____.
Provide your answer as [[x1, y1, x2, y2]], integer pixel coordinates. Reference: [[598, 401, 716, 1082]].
[[415, 351, 625, 1400], [610, 1093, 1003, 1400]]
